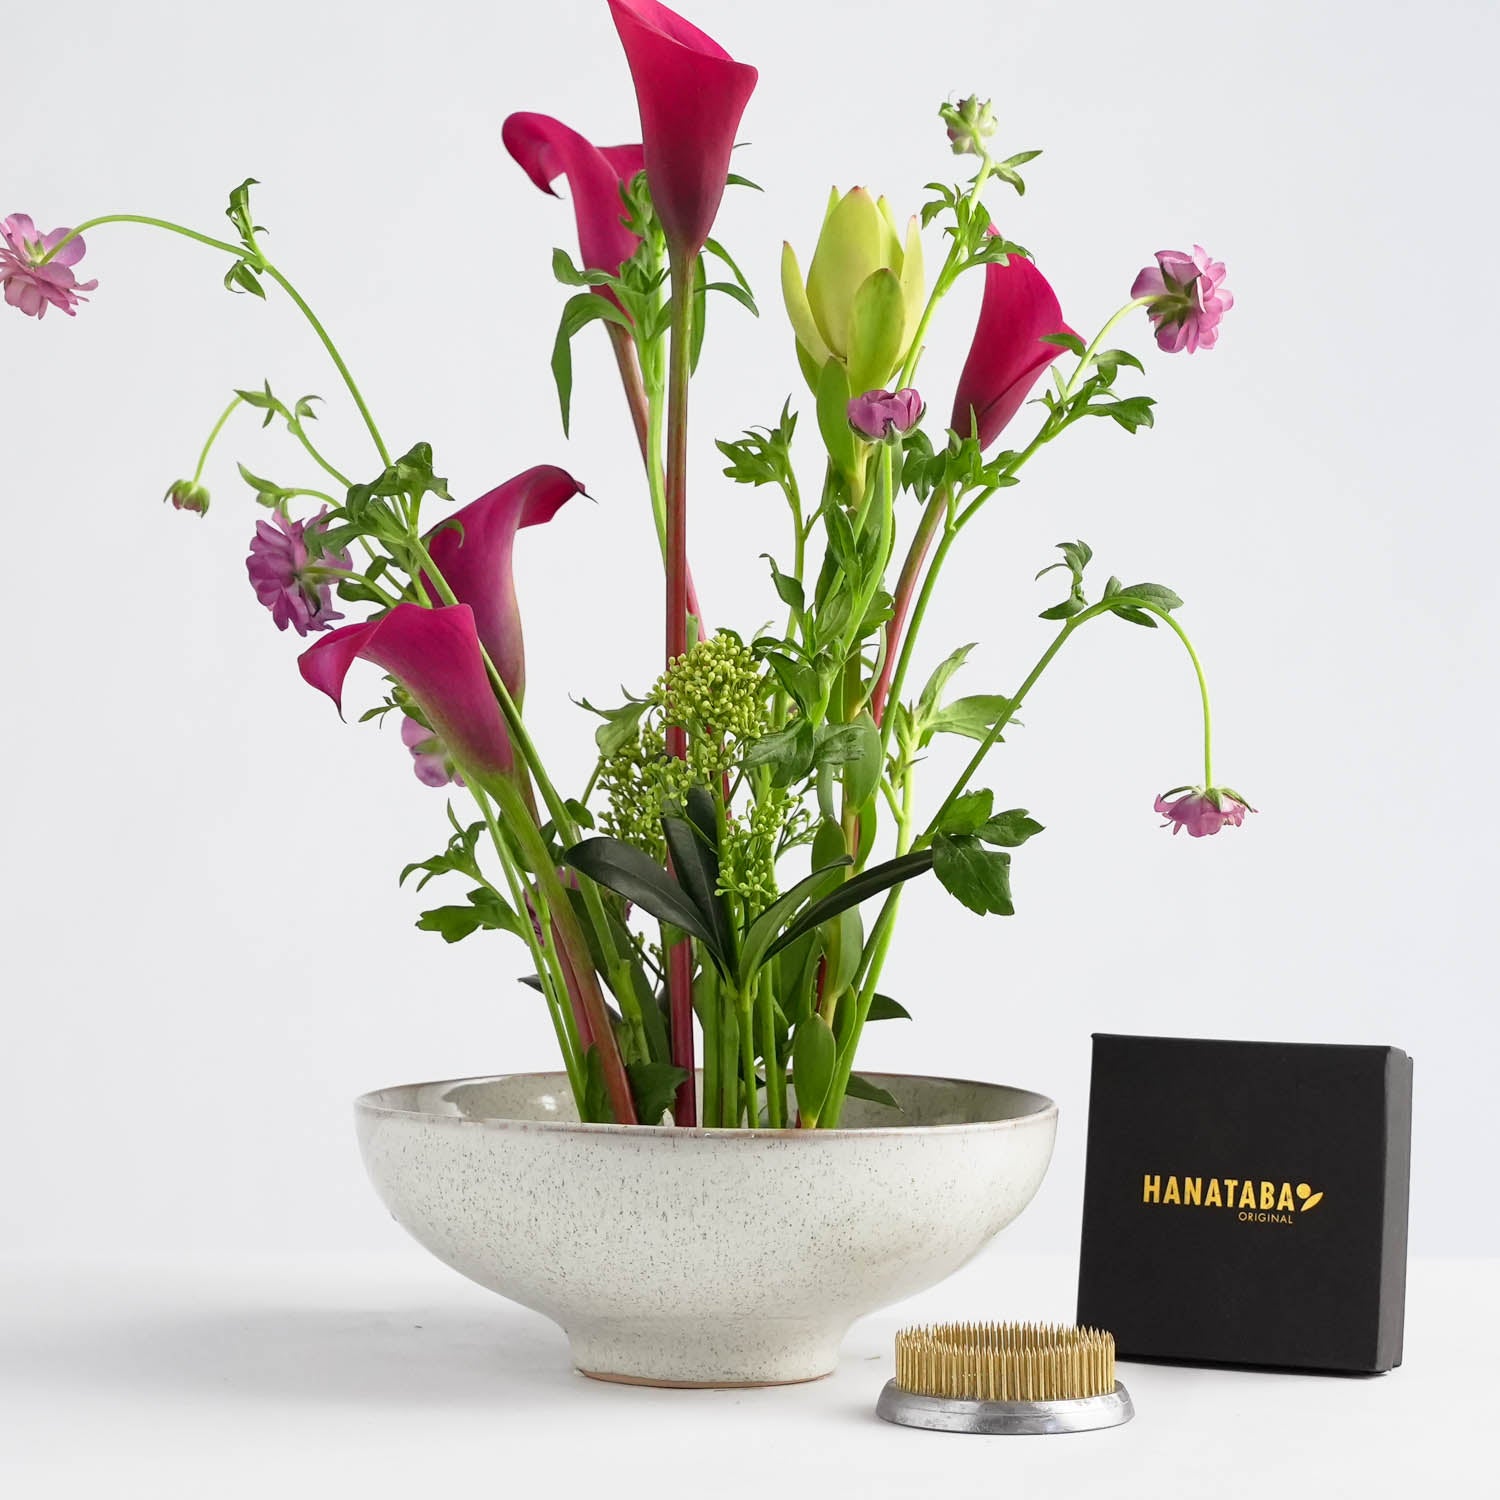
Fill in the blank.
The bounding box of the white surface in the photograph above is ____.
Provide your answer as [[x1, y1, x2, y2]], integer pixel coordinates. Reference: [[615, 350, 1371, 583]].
[[0, 1252, 1487, 1497], [2, 0, 1497, 1266]]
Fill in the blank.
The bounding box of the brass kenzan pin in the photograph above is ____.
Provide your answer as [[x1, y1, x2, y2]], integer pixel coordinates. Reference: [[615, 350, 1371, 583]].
[[877, 1322, 1134, 1435]]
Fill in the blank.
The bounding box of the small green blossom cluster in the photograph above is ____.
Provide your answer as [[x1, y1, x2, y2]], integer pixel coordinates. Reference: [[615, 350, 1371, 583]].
[[598, 633, 799, 914], [717, 784, 806, 912]]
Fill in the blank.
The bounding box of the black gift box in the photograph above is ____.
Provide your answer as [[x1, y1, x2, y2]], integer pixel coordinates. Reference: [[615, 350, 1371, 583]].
[[1075, 1034, 1413, 1373]]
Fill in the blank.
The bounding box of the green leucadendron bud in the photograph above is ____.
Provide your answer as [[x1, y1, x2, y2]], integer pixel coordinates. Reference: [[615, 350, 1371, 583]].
[[781, 187, 925, 399]]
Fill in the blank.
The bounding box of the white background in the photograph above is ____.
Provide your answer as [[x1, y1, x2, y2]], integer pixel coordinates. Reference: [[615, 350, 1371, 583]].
[[2, 0, 1496, 1282]]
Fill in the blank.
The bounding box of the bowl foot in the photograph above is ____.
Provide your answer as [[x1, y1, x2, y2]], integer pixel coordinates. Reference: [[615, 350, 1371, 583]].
[[578, 1366, 832, 1389], [565, 1315, 846, 1388]]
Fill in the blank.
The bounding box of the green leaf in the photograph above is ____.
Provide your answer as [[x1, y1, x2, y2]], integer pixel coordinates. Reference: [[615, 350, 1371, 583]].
[[977, 809, 1045, 847], [917, 643, 976, 719], [932, 835, 1014, 916], [661, 812, 733, 963], [1116, 583, 1183, 612], [765, 849, 936, 962], [577, 694, 650, 757], [415, 886, 524, 943], [223, 259, 265, 298], [581, 1047, 612, 1124], [550, 292, 631, 435], [1040, 331, 1087, 356], [563, 837, 727, 965], [551, 247, 617, 288], [845, 1074, 902, 1111], [838, 711, 881, 810], [815, 357, 856, 475], [866, 994, 912, 1022], [627, 1061, 689, 1124], [935, 788, 994, 836], [741, 719, 815, 786], [763, 554, 804, 614], [792, 1015, 837, 1125], [707, 280, 759, 316], [924, 694, 1015, 746], [737, 860, 851, 987]]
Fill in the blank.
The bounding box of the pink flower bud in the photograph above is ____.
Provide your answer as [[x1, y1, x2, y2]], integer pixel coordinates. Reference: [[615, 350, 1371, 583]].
[[163, 479, 210, 517], [847, 387, 923, 441], [1154, 785, 1255, 837], [400, 714, 465, 789]]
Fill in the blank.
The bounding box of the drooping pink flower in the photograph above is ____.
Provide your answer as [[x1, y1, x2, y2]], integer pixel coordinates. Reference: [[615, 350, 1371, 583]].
[[246, 509, 352, 636], [401, 714, 465, 788], [951, 245, 1075, 450], [607, 0, 758, 259], [1131, 246, 1233, 354], [1154, 785, 1256, 837], [299, 604, 514, 779], [420, 465, 585, 708], [848, 387, 924, 441], [1, 214, 98, 319], [164, 479, 210, 516], [502, 113, 646, 277]]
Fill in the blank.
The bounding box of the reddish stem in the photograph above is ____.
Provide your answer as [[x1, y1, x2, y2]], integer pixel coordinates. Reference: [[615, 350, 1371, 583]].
[[663, 253, 698, 1126], [607, 321, 704, 627], [870, 487, 948, 726]]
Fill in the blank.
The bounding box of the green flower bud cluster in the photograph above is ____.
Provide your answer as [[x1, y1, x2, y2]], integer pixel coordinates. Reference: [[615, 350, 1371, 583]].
[[717, 784, 806, 913], [941, 96, 997, 157], [598, 633, 772, 860], [596, 635, 807, 918]]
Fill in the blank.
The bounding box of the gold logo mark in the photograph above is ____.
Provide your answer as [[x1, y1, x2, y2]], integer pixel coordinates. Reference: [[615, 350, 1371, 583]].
[[1140, 1175, 1325, 1225]]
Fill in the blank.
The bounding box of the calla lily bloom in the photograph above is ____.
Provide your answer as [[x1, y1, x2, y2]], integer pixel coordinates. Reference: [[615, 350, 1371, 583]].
[[501, 113, 645, 278], [422, 465, 585, 708], [951, 246, 1075, 450], [607, 0, 757, 260], [299, 604, 514, 779]]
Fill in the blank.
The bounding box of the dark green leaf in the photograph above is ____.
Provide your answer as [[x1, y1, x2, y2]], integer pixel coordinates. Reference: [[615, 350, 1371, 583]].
[[627, 1061, 689, 1124], [932, 835, 1014, 916], [563, 837, 726, 964], [977, 809, 1045, 847], [741, 718, 815, 786], [577, 694, 650, 757], [550, 292, 631, 435], [866, 994, 912, 1022], [845, 1074, 902, 1111], [661, 813, 733, 962], [415, 886, 524, 943], [737, 860, 851, 986], [1040, 331, 1087, 356], [1116, 583, 1183, 612], [935, 788, 994, 836], [765, 849, 936, 961]]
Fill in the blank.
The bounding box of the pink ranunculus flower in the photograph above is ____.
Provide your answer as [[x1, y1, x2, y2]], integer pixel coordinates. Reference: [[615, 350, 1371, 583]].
[[299, 603, 516, 780], [607, 0, 758, 260], [1, 214, 98, 319], [951, 242, 1075, 450], [246, 509, 352, 636], [1154, 785, 1256, 837], [848, 387, 924, 441], [400, 714, 465, 788], [1131, 245, 1234, 354], [502, 113, 646, 279]]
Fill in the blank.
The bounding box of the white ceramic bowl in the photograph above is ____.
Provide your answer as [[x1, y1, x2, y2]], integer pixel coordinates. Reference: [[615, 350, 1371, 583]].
[[355, 1070, 1057, 1386]]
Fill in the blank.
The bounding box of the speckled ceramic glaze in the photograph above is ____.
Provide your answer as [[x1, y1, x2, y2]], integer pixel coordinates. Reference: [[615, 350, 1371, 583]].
[[355, 1071, 1057, 1387]]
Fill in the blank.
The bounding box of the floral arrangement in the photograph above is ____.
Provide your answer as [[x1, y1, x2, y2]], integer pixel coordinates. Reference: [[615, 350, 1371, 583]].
[[4, 0, 1249, 1130]]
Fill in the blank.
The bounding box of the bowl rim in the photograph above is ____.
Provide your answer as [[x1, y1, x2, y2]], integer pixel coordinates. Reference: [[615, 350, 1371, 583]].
[[354, 1069, 1058, 1139]]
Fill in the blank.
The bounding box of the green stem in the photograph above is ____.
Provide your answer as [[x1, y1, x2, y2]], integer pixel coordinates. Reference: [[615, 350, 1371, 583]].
[[739, 989, 758, 1128], [39, 214, 243, 264], [759, 970, 785, 1128], [1154, 609, 1214, 786], [897, 151, 996, 388], [261, 266, 389, 468], [192, 396, 243, 484], [1061, 297, 1155, 401], [288, 420, 352, 489]]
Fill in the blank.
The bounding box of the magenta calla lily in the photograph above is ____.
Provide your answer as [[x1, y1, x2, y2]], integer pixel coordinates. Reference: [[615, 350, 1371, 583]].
[[299, 603, 515, 779], [422, 465, 584, 707], [950, 248, 1075, 450], [501, 113, 646, 277], [607, 0, 757, 259]]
